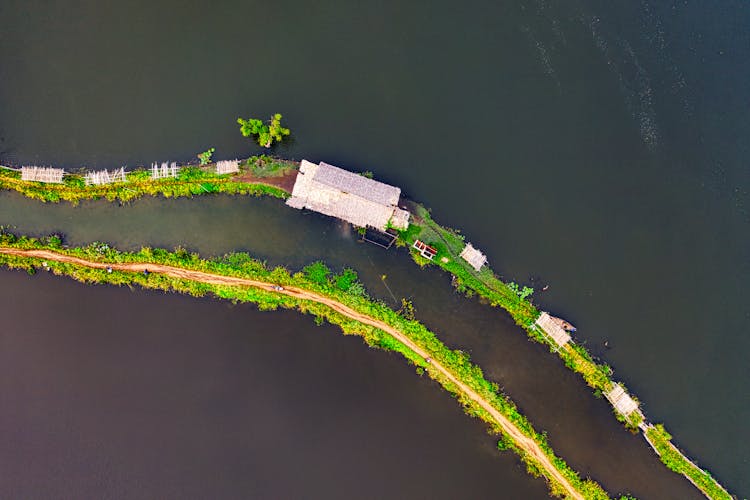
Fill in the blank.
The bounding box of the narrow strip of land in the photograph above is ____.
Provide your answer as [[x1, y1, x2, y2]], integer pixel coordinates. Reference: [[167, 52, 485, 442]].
[[0, 246, 584, 500]]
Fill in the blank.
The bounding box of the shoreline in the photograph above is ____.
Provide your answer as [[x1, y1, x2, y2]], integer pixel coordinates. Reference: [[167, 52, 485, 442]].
[[0, 158, 733, 499], [0, 238, 610, 500]]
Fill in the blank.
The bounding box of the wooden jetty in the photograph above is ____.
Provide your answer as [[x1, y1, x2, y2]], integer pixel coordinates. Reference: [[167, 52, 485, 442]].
[[362, 226, 398, 249], [21, 166, 64, 183]]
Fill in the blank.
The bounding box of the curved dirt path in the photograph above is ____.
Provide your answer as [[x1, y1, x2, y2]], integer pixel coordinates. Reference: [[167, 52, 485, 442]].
[[1, 247, 585, 500]]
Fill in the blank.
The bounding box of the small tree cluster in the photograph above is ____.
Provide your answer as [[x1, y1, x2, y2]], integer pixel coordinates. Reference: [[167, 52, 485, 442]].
[[301, 262, 367, 298], [507, 281, 534, 300], [237, 113, 290, 148]]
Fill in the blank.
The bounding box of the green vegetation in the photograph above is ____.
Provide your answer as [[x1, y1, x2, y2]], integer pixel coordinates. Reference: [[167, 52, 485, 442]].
[[399, 205, 632, 419], [197, 147, 215, 165], [0, 231, 610, 499], [397, 203, 734, 497], [1, 157, 729, 498], [507, 281, 535, 300], [244, 154, 297, 178], [645, 425, 731, 500], [237, 113, 290, 148], [0, 161, 289, 204], [302, 261, 331, 285]]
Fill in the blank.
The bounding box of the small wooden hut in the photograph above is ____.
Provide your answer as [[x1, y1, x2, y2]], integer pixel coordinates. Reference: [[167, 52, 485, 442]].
[[535, 312, 572, 347], [21, 166, 65, 183], [459, 243, 487, 271], [215, 160, 239, 175], [287, 160, 410, 231], [605, 384, 639, 416]]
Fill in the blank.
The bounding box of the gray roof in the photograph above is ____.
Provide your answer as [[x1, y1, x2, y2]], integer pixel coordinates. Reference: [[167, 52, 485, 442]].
[[315, 162, 400, 206]]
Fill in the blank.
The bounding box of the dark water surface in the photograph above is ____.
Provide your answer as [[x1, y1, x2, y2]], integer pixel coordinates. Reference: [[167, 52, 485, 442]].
[[1, 0, 748, 496], [0, 192, 703, 499], [0, 268, 551, 499]]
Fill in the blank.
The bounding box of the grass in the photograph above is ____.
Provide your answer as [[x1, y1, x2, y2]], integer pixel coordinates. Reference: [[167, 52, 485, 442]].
[[1, 158, 729, 498], [645, 425, 731, 500], [0, 230, 612, 500], [398, 203, 734, 499], [400, 205, 616, 392]]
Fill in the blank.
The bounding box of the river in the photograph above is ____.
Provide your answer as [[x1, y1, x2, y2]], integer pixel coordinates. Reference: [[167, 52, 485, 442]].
[[0, 0, 747, 497]]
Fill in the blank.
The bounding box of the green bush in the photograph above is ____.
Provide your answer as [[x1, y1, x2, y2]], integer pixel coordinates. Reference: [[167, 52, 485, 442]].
[[303, 261, 331, 284], [197, 148, 215, 165], [237, 113, 290, 148], [334, 268, 359, 292]]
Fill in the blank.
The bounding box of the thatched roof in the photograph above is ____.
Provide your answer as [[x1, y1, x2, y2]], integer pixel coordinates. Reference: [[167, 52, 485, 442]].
[[535, 312, 572, 347], [316, 162, 400, 206], [287, 160, 409, 231], [605, 384, 639, 416], [459, 243, 487, 271]]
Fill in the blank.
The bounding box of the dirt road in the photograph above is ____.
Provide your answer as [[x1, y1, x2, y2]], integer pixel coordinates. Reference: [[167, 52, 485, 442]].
[[1, 247, 585, 500]]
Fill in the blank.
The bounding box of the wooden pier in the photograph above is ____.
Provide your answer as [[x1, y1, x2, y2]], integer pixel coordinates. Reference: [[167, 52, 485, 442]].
[[362, 226, 397, 249]]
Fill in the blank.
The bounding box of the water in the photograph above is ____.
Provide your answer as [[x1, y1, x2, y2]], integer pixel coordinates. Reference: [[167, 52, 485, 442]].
[[1, 0, 748, 496], [0, 268, 550, 499], [0, 192, 703, 499]]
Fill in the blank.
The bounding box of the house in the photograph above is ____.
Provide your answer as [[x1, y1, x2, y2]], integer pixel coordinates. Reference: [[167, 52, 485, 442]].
[[605, 383, 639, 417], [286, 160, 410, 231], [413, 240, 438, 260], [535, 312, 572, 347], [459, 243, 487, 271]]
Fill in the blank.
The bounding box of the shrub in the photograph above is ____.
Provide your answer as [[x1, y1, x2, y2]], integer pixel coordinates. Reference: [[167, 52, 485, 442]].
[[197, 148, 215, 165], [334, 268, 359, 292], [303, 261, 331, 284], [237, 113, 290, 148]]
